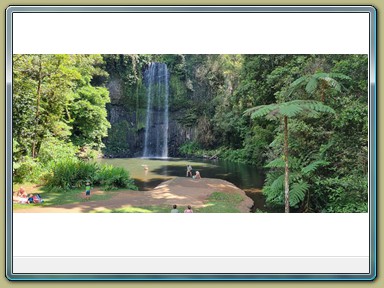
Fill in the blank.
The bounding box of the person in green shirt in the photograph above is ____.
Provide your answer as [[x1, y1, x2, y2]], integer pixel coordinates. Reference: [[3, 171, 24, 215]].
[[171, 204, 179, 213]]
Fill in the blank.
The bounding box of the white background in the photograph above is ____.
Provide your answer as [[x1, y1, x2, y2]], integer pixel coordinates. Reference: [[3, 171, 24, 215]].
[[11, 11, 371, 273], [13, 13, 369, 54], [14, 214, 368, 257]]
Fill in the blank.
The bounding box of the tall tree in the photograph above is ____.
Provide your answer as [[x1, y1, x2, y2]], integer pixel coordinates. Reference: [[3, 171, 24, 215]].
[[13, 54, 80, 157], [245, 100, 335, 212]]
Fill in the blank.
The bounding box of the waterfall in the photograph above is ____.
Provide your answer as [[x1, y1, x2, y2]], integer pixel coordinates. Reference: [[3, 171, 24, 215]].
[[143, 63, 169, 158]]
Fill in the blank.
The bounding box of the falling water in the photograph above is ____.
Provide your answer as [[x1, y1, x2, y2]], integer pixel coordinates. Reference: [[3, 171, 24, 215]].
[[143, 63, 169, 158]]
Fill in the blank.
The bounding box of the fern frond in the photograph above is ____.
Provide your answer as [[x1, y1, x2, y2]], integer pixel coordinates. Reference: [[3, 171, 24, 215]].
[[290, 75, 309, 87], [252, 105, 279, 119], [302, 100, 336, 114], [302, 160, 329, 175], [305, 77, 318, 94], [323, 77, 341, 92], [289, 181, 309, 206], [270, 174, 285, 194], [329, 73, 351, 81], [244, 104, 277, 119], [289, 172, 302, 182], [265, 158, 285, 168], [279, 103, 304, 117]]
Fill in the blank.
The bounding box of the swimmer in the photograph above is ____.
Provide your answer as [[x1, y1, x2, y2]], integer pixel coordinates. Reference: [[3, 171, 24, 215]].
[[141, 164, 149, 170]]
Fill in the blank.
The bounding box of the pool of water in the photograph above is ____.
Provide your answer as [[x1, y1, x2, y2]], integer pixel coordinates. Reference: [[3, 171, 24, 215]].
[[99, 157, 265, 192]]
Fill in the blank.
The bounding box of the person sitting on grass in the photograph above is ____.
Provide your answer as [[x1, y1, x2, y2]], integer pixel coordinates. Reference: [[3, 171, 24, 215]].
[[32, 194, 43, 203], [171, 204, 179, 213], [13, 191, 27, 204], [27, 194, 34, 204], [18, 187, 27, 198], [184, 205, 193, 213], [18, 196, 29, 204]]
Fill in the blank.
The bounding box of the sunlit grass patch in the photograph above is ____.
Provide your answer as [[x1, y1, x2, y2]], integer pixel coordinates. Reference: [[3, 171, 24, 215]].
[[196, 192, 243, 213], [92, 205, 171, 213]]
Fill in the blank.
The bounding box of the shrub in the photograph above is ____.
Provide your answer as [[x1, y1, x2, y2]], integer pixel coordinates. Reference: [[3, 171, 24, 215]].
[[179, 141, 200, 156], [13, 156, 43, 183], [38, 137, 78, 165], [94, 165, 137, 191], [45, 159, 137, 191]]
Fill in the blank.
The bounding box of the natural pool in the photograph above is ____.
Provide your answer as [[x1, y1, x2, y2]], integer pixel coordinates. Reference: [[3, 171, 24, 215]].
[[100, 157, 266, 211]]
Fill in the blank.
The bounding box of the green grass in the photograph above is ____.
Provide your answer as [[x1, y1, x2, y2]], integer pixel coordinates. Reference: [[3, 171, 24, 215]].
[[41, 188, 115, 206], [93, 192, 245, 213], [13, 184, 116, 209], [13, 184, 246, 213], [92, 206, 171, 213], [196, 192, 243, 213]]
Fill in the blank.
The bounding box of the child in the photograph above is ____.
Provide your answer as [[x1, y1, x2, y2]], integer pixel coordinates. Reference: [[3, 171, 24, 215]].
[[27, 194, 34, 204], [194, 171, 201, 179], [184, 205, 193, 213], [85, 181, 91, 200], [171, 204, 179, 213]]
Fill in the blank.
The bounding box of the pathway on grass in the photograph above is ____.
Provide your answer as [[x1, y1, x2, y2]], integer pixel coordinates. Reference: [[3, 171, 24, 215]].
[[13, 177, 254, 213]]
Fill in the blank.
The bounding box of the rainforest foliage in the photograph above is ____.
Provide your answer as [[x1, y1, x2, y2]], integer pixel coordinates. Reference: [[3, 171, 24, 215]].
[[12, 54, 135, 190], [13, 54, 368, 212], [168, 54, 368, 213]]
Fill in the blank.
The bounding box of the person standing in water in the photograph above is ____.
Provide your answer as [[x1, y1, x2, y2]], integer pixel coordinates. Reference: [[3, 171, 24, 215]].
[[186, 165, 193, 177]]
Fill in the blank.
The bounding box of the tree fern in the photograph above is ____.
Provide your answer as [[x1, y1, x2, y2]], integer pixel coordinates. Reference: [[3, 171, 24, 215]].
[[245, 85, 335, 212], [288, 72, 350, 102]]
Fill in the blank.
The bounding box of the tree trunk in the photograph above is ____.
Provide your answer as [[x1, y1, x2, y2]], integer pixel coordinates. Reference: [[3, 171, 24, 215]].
[[320, 81, 325, 102], [284, 116, 290, 213], [32, 55, 43, 158]]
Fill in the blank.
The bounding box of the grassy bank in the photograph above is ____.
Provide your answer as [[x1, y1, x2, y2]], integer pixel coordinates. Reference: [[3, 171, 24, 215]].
[[93, 192, 244, 213]]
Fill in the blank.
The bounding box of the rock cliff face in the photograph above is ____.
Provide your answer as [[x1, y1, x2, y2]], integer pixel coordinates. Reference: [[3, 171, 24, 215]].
[[104, 64, 194, 158]]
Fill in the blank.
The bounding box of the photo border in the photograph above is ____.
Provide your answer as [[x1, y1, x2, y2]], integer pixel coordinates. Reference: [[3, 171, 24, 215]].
[[5, 5, 377, 281]]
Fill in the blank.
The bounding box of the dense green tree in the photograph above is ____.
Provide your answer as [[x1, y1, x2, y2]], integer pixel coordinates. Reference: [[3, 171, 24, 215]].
[[13, 55, 81, 158], [13, 54, 111, 182]]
